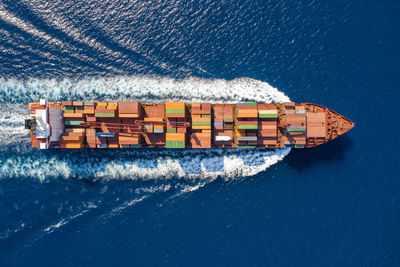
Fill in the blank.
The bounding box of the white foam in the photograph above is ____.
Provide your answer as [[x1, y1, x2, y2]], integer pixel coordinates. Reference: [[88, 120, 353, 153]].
[[0, 103, 29, 145], [43, 202, 97, 233], [0, 76, 289, 103], [93, 148, 291, 181]]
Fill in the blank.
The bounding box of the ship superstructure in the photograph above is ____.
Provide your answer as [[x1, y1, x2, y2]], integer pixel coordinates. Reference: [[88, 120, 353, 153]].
[[25, 100, 354, 149]]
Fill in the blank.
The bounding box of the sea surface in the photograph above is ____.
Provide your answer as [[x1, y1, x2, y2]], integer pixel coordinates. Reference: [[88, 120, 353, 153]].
[[0, 0, 399, 266]]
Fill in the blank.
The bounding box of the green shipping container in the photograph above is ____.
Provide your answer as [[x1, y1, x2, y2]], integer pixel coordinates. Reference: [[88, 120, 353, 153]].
[[192, 121, 211, 126], [238, 125, 258, 130], [224, 118, 234, 123], [201, 114, 211, 118], [95, 113, 115, 117], [64, 121, 84, 126], [130, 144, 141, 148], [238, 145, 256, 148], [246, 102, 257, 106], [167, 128, 177, 133], [166, 140, 185, 148], [166, 109, 185, 114], [287, 128, 305, 132], [63, 107, 75, 113], [259, 113, 278, 118]]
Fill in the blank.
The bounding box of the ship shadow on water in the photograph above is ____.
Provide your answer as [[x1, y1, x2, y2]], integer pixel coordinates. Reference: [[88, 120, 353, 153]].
[[284, 135, 354, 172]]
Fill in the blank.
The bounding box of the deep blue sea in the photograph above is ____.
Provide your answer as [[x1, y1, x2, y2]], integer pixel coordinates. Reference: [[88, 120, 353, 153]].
[[0, 0, 399, 266]]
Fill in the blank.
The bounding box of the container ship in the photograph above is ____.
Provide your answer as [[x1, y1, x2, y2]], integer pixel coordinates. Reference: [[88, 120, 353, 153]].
[[25, 100, 354, 149]]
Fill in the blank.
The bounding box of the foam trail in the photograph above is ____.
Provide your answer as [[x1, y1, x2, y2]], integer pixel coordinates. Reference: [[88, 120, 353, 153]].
[[0, 145, 290, 181], [0, 76, 291, 181], [0, 103, 29, 145], [43, 202, 97, 234], [0, 76, 289, 103]]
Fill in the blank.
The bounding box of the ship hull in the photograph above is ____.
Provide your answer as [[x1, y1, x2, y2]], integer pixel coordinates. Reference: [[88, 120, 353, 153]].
[[26, 100, 354, 149]]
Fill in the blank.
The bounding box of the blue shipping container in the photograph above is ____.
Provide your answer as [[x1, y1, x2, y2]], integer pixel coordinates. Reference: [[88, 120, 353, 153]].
[[95, 132, 115, 137]]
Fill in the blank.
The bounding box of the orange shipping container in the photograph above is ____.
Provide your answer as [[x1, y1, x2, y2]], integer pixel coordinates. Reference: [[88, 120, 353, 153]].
[[166, 133, 185, 141], [63, 113, 84, 118], [119, 114, 139, 118], [192, 125, 211, 130], [165, 102, 185, 110], [61, 143, 83, 149], [144, 117, 163, 122], [108, 144, 119, 148]]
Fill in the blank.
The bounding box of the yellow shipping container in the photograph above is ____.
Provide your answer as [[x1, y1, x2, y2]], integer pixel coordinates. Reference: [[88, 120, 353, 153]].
[[119, 114, 139, 118], [84, 109, 95, 114], [97, 102, 108, 107], [107, 103, 118, 110], [144, 117, 163, 122], [192, 125, 211, 130]]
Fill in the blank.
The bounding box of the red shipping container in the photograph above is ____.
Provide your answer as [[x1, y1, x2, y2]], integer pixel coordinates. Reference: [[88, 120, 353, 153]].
[[119, 102, 139, 113]]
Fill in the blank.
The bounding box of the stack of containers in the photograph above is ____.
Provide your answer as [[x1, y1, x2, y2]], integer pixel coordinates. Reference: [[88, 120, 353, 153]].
[[143, 104, 165, 147], [213, 104, 234, 147], [306, 111, 326, 142], [118, 102, 142, 148], [165, 133, 186, 148], [96, 102, 122, 148], [165, 102, 186, 148], [95, 102, 115, 118], [283, 102, 296, 114], [63, 101, 85, 127], [236, 103, 258, 147], [284, 104, 306, 147], [190, 103, 211, 148], [60, 128, 84, 148], [118, 102, 141, 118], [84, 102, 96, 122], [86, 128, 96, 148], [118, 133, 140, 148], [258, 104, 278, 147], [166, 102, 186, 134]]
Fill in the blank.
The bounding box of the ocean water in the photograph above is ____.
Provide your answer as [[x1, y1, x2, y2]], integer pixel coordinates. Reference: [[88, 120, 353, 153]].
[[0, 0, 399, 266]]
